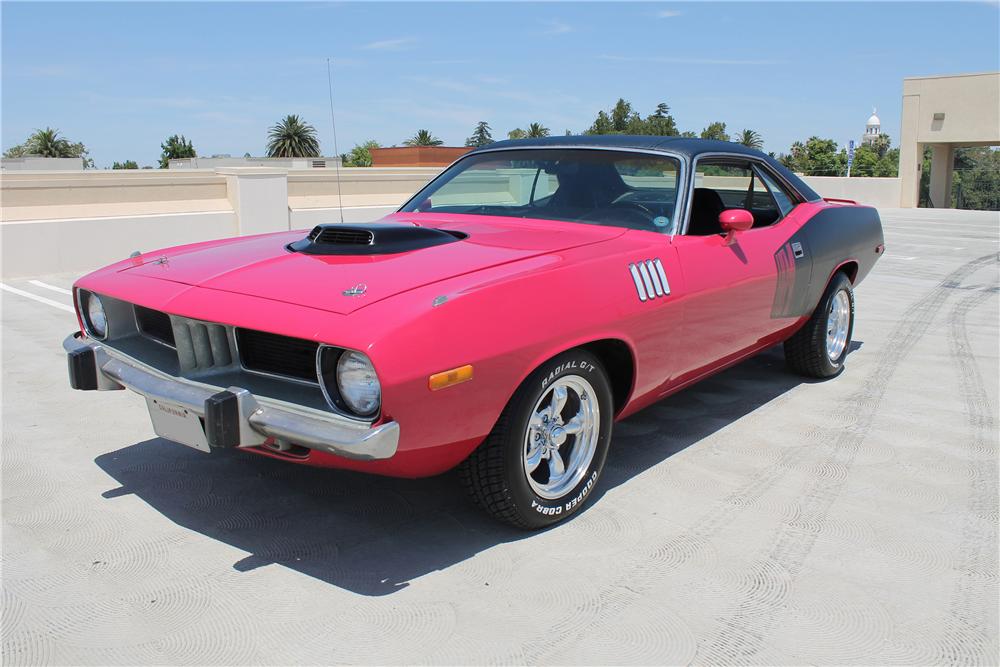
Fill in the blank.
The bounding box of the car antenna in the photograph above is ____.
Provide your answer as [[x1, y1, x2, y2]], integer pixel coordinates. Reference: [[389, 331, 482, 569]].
[[326, 57, 345, 224]]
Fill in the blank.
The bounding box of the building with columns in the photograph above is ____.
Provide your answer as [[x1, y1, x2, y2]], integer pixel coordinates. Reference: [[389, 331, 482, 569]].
[[862, 109, 881, 146], [898, 72, 1000, 207]]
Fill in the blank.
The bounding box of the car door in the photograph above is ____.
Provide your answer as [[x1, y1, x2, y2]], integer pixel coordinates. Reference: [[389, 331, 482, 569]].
[[671, 157, 805, 380]]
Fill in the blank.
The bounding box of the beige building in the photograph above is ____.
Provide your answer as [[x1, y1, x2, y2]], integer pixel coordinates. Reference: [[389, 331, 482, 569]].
[[1, 156, 84, 171], [898, 72, 1000, 207], [169, 155, 342, 169]]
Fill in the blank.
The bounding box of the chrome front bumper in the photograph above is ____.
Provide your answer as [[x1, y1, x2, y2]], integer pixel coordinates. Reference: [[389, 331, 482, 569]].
[[63, 332, 399, 461]]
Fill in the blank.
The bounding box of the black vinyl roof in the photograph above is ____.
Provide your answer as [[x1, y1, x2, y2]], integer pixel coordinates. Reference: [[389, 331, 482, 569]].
[[470, 135, 821, 201], [471, 134, 767, 158]]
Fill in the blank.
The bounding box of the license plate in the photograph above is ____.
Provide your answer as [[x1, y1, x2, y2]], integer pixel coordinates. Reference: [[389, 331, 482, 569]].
[[146, 398, 210, 452]]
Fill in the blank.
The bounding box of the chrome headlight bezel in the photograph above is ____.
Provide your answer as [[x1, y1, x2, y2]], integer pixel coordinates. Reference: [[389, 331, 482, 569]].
[[77, 289, 108, 340], [317, 346, 381, 419]]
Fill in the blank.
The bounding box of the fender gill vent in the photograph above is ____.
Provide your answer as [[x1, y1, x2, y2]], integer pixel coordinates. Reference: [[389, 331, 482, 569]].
[[628, 259, 670, 302], [289, 223, 465, 256]]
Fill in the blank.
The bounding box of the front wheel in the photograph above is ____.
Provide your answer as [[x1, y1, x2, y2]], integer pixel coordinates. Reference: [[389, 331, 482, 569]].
[[458, 350, 614, 529], [784, 271, 855, 378]]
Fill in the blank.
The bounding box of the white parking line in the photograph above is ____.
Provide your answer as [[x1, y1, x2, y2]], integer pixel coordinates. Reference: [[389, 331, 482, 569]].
[[0, 283, 76, 313], [28, 280, 73, 296]]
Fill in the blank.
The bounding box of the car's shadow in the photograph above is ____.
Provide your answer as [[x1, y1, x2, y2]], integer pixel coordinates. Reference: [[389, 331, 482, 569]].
[[95, 343, 861, 596]]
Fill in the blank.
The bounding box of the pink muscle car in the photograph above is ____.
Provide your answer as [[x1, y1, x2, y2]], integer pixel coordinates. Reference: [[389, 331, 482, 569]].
[[65, 136, 884, 528]]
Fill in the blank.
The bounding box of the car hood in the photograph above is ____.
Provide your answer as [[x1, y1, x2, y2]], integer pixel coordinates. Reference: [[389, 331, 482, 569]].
[[122, 214, 625, 314]]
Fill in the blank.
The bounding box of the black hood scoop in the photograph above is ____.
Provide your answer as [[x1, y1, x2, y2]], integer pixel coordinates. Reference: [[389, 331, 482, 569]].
[[288, 223, 465, 256]]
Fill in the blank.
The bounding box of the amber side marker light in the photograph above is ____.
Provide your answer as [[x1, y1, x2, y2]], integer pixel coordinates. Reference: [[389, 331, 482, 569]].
[[429, 365, 474, 391]]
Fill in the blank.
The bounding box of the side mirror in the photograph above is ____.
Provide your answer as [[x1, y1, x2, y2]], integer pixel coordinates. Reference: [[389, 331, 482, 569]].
[[719, 209, 753, 244]]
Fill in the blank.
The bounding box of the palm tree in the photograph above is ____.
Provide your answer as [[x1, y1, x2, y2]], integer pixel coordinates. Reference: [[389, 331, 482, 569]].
[[526, 122, 551, 138], [404, 129, 443, 147], [28, 128, 73, 157], [507, 128, 527, 140], [736, 129, 764, 150], [266, 115, 321, 158]]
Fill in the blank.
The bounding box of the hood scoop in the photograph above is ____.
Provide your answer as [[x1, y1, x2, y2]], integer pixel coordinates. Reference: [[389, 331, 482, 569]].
[[287, 223, 465, 255]]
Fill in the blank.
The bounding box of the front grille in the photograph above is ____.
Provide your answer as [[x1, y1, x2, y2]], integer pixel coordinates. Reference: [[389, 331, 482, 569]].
[[174, 319, 232, 371], [309, 227, 374, 246], [135, 306, 175, 346], [236, 329, 319, 383]]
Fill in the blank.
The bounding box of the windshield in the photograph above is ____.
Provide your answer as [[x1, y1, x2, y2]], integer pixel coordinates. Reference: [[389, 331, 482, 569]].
[[400, 149, 682, 234]]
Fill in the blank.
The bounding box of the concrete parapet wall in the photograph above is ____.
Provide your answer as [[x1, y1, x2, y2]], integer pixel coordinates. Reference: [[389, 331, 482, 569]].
[[2, 211, 237, 278], [0, 167, 437, 278], [801, 176, 902, 209]]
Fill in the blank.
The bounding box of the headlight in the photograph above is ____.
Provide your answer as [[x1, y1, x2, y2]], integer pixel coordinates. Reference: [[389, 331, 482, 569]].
[[335, 350, 381, 416], [80, 291, 108, 339]]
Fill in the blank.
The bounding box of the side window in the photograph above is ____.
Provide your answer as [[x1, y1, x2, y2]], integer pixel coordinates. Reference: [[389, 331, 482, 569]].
[[689, 160, 778, 234], [754, 166, 796, 218], [687, 158, 801, 235]]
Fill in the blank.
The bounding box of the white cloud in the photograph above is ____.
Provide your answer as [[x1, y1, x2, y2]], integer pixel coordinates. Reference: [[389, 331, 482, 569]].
[[362, 37, 416, 51], [539, 19, 573, 35], [12, 64, 77, 77], [600, 54, 783, 66], [405, 76, 479, 95], [656, 10, 682, 18]]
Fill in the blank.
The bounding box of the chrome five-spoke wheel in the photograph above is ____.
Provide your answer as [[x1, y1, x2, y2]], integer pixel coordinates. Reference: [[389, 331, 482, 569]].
[[459, 349, 613, 529], [523, 375, 600, 500], [826, 288, 851, 361], [784, 271, 854, 379]]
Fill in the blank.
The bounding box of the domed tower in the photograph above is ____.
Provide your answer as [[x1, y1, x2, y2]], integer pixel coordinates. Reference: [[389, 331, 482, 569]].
[[862, 108, 881, 145]]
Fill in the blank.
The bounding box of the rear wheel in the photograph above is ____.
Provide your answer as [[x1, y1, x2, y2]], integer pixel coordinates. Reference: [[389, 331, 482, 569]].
[[784, 271, 855, 378], [458, 350, 614, 529]]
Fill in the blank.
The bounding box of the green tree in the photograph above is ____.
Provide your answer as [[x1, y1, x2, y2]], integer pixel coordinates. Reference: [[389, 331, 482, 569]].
[[700, 121, 730, 142], [525, 122, 550, 138], [783, 137, 846, 176], [952, 147, 1000, 210], [159, 134, 196, 168], [4, 127, 93, 167], [848, 144, 879, 176], [874, 147, 900, 177], [610, 98, 637, 133], [343, 139, 381, 167], [112, 160, 139, 169], [736, 129, 763, 150], [465, 121, 493, 147], [404, 129, 443, 146], [586, 111, 614, 135], [646, 102, 679, 136], [266, 115, 320, 158], [507, 128, 528, 140], [872, 133, 892, 159]]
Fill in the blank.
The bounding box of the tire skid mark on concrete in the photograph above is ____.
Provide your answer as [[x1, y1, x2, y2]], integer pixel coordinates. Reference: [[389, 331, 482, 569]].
[[527, 253, 998, 665], [939, 284, 1000, 665], [699, 253, 999, 664]]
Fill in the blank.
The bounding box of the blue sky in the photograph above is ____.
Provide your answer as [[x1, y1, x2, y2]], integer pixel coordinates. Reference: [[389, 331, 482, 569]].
[[3, 1, 998, 167]]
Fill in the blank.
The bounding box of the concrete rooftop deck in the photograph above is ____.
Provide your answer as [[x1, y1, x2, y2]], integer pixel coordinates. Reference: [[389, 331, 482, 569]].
[[1, 208, 997, 665]]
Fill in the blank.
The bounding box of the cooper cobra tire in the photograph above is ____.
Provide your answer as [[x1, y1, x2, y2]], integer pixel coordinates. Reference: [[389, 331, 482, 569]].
[[784, 271, 855, 378], [458, 349, 614, 529]]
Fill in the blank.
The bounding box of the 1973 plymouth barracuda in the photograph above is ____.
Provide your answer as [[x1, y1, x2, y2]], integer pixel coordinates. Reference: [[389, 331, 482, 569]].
[[65, 136, 884, 528]]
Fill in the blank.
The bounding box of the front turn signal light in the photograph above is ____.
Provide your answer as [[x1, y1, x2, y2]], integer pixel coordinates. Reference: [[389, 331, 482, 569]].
[[429, 364, 473, 391]]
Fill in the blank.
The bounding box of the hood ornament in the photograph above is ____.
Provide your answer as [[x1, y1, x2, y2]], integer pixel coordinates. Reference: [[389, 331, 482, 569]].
[[342, 283, 367, 297]]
